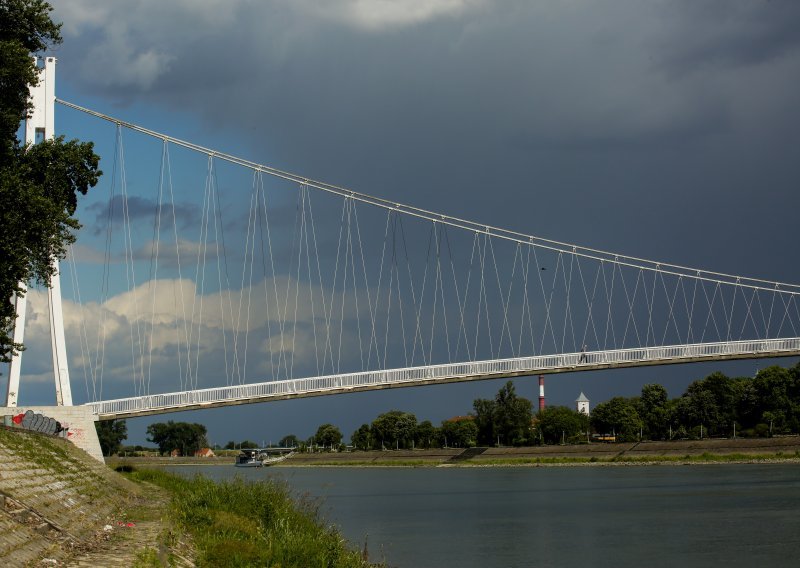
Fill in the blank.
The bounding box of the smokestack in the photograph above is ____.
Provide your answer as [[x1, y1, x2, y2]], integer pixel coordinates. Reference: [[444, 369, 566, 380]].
[[538, 375, 545, 411]]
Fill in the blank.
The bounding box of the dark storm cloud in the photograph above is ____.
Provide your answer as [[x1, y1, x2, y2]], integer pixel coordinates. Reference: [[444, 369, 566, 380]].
[[653, 2, 800, 76], [87, 195, 200, 236], [54, 0, 800, 315], [42, 0, 800, 428], [53, 2, 800, 173], [52, 0, 800, 294]]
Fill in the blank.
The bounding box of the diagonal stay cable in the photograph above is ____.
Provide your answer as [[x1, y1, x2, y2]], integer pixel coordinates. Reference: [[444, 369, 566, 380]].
[[56, 100, 800, 296]]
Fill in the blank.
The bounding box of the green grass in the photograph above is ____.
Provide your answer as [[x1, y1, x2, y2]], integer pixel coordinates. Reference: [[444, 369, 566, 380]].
[[133, 547, 161, 567], [0, 427, 94, 476], [126, 468, 381, 568]]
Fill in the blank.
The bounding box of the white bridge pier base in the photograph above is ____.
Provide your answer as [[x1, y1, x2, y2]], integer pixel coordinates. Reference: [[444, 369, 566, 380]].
[[0, 406, 103, 462]]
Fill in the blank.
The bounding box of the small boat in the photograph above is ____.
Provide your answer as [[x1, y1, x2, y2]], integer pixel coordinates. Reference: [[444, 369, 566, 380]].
[[234, 449, 263, 468], [234, 449, 295, 467], [260, 451, 294, 466]]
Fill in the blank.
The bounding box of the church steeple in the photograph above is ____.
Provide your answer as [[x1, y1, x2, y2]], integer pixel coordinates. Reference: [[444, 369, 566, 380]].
[[575, 392, 590, 415]]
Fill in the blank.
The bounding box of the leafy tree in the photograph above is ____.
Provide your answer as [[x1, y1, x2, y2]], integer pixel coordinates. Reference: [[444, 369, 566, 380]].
[[731, 377, 759, 428], [350, 424, 372, 450], [413, 420, 438, 449], [440, 416, 478, 448], [473, 381, 533, 445], [681, 372, 734, 435], [495, 381, 533, 445], [761, 411, 780, 436], [472, 398, 496, 446], [789, 362, 800, 432], [536, 406, 588, 445], [675, 388, 719, 437], [0, 0, 101, 364], [146, 421, 209, 456], [371, 410, 417, 449], [638, 383, 670, 440], [753, 366, 795, 433], [95, 419, 127, 456], [279, 434, 300, 447], [314, 423, 342, 449], [591, 397, 643, 442]]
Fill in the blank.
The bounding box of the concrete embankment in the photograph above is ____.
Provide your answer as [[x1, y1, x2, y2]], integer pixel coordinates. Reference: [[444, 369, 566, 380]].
[[0, 426, 186, 567]]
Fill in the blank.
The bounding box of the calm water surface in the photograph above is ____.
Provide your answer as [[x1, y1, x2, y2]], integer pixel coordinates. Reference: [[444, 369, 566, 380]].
[[165, 464, 800, 567]]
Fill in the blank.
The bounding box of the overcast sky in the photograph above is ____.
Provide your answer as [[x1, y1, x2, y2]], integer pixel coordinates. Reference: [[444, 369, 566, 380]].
[[13, 1, 800, 445]]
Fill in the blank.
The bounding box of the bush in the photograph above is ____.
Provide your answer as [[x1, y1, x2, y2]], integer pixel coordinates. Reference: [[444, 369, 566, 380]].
[[754, 423, 770, 437], [127, 469, 375, 567]]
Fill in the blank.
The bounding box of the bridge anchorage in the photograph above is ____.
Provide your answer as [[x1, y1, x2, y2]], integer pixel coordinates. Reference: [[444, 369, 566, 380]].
[[7, 58, 800, 427]]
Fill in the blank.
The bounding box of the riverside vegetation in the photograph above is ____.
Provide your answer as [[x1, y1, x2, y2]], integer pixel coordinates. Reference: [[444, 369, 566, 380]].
[[1, 425, 381, 566], [108, 363, 800, 459], [322, 363, 800, 451], [123, 467, 381, 567]]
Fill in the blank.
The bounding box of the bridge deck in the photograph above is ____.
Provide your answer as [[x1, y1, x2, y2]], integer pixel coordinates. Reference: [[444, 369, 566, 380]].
[[88, 338, 800, 420]]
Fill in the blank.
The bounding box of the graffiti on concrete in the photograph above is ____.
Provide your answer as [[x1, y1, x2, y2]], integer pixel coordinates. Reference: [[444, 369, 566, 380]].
[[64, 424, 84, 442], [4, 410, 67, 436]]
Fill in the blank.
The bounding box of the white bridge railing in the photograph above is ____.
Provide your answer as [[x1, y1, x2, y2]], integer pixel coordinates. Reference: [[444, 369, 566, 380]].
[[87, 337, 800, 419]]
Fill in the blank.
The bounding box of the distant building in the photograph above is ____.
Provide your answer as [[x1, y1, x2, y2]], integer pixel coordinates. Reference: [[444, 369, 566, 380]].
[[195, 447, 215, 458], [576, 392, 590, 415]]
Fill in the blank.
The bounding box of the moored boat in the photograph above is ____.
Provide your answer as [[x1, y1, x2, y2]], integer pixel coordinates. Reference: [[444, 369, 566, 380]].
[[234, 449, 263, 467], [260, 451, 294, 466], [234, 449, 295, 467]]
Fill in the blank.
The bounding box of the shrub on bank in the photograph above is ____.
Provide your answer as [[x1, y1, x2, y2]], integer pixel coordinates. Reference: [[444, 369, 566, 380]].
[[127, 469, 379, 567]]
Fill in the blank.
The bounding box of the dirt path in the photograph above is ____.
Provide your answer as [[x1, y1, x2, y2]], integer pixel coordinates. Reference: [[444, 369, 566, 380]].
[[64, 488, 193, 567], [0, 428, 194, 567]]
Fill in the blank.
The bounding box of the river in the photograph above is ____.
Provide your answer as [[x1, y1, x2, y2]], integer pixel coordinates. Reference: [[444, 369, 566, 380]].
[[165, 463, 800, 567]]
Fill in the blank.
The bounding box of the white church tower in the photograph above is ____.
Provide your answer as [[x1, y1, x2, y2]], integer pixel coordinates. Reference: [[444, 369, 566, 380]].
[[576, 392, 590, 415]]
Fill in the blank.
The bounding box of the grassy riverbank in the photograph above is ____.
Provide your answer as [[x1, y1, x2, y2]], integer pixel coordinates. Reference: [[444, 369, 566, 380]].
[[0, 427, 191, 566], [0, 427, 380, 566], [279, 453, 800, 467], [459, 451, 800, 466], [109, 437, 800, 469], [124, 468, 381, 567], [275, 437, 800, 467]]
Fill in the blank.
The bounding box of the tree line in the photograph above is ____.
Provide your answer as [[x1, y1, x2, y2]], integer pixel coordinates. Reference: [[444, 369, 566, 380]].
[[347, 381, 535, 450], [318, 363, 800, 449], [586, 364, 800, 442], [97, 363, 800, 455]]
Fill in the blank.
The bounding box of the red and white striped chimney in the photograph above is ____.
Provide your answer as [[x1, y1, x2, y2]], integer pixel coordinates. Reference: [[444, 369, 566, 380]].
[[538, 375, 545, 411]]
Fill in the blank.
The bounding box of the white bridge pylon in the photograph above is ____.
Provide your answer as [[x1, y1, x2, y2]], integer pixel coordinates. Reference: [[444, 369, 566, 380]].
[[5, 57, 73, 408], [22, 94, 800, 421]]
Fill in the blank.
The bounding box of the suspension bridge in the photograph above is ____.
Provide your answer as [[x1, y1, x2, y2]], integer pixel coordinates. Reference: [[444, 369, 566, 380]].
[[7, 59, 800, 422]]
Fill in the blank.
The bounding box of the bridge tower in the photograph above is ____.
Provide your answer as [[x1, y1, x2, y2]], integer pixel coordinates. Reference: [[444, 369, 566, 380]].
[[5, 56, 72, 408]]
